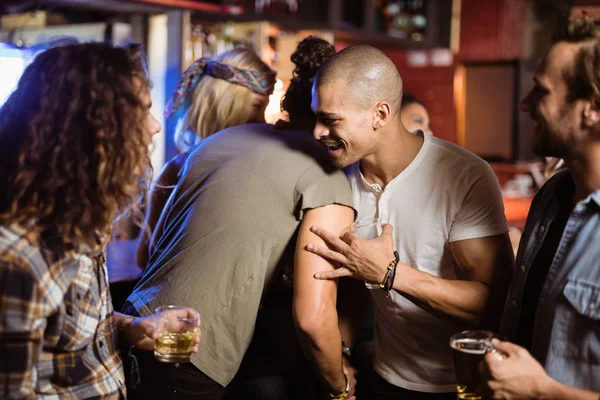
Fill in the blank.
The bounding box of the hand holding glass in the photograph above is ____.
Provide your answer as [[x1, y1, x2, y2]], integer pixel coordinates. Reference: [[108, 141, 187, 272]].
[[450, 330, 497, 400], [154, 305, 200, 363], [352, 218, 383, 289]]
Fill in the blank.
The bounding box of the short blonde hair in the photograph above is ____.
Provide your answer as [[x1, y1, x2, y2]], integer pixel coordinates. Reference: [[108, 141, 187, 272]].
[[175, 47, 275, 152]]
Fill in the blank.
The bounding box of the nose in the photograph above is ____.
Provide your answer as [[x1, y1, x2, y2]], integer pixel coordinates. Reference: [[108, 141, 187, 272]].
[[151, 113, 162, 136], [313, 121, 328, 141]]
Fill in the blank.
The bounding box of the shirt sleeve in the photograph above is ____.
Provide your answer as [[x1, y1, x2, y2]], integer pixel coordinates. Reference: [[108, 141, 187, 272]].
[[294, 163, 356, 221], [0, 254, 47, 399], [449, 163, 508, 242]]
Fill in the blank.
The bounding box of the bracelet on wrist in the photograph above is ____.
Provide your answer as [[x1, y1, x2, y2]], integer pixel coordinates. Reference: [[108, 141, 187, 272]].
[[329, 372, 350, 399], [380, 251, 399, 297]]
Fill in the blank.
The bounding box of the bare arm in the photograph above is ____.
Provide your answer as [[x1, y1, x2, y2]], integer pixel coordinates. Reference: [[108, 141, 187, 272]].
[[308, 225, 513, 326], [336, 277, 369, 351], [393, 233, 513, 326], [293, 204, 355, 395]]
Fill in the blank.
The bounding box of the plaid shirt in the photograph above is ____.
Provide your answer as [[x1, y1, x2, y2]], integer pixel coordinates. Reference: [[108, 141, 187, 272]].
[[0, 223, 126, 399]]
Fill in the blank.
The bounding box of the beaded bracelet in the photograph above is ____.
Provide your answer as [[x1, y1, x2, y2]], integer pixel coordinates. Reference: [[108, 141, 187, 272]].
[[380, 251, 399, 297]]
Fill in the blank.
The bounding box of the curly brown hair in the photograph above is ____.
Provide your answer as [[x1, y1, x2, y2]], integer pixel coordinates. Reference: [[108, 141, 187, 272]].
[[0, 42, 153, 254], [281, 36, 336, 128]]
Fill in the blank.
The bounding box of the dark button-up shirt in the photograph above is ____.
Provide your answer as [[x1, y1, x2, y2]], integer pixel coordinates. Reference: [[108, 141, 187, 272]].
[[499, 171, 600, 392]]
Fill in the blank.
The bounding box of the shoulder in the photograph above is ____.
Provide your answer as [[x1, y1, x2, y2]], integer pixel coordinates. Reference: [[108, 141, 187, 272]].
[[156, 152, 188, 187], [0, 224, 83, 318], [0, 224, 55, 302], [426, 136, 496, 187], [211, 123, 278, 141], [429, 136, 491, 170], [0, 224, 43, 273]]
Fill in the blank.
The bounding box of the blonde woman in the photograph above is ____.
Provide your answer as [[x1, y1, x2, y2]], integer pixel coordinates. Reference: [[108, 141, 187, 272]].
[[137, 47, 276, 269]]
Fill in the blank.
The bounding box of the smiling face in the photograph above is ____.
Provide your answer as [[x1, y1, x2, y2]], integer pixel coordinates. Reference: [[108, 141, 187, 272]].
[[401, 102, 431, 135], [521, 42, 585, 158], [311, 80, 379, 168]]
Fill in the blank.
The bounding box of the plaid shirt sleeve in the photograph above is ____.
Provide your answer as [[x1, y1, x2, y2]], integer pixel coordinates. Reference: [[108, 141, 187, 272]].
[[0, 247, 53, 399]]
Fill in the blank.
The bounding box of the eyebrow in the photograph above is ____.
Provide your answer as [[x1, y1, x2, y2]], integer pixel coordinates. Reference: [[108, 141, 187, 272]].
[[315, 111, 342, 119]]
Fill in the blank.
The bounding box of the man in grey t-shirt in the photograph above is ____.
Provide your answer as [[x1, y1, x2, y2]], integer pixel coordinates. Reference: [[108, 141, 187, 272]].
[[125, 123, 356, 399]]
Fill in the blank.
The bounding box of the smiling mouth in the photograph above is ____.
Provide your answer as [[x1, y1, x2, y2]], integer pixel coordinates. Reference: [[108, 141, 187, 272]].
[[320, 140, 343, 152]]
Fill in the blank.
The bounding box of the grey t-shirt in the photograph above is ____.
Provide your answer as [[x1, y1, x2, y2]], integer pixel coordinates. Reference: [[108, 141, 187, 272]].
[[128, 123, 354, 386]]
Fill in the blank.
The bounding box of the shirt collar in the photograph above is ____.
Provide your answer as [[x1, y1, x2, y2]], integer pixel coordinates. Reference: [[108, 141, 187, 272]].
[[351, 130, 430, 194], [589, 190, 600, 207], [552, 170, 600, 209]]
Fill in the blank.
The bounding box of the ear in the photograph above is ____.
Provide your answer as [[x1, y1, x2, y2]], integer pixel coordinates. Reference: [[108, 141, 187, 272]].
[[372, 101, 393, 130], [583, 96, 600, 127]]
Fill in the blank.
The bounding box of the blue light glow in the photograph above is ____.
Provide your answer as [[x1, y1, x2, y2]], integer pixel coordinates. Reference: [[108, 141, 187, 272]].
[[0, 47, 27, 107]]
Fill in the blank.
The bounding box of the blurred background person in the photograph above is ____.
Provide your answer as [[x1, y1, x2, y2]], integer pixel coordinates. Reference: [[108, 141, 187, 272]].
[[136, 47, 276, 270], [400, 92, 432, 135]]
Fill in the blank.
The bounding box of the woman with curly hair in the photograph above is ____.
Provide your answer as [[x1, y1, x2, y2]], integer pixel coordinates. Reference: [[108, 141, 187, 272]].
[[136, 47, 276, 270], [0, 42, 199, 398]]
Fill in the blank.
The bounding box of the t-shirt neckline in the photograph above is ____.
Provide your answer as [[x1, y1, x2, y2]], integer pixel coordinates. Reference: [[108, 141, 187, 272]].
[[357, 130, 431, 193]]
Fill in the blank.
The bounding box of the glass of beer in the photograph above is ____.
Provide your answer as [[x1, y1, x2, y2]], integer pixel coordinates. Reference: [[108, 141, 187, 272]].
[[154, 305, 200, 363], [352, 218, 383, 289], [450, 330, 495, 400]]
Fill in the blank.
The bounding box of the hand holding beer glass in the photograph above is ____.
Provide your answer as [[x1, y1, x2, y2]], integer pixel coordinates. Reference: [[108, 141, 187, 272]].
[[450, 330, 499, 400], [154, 305, 201, 363]]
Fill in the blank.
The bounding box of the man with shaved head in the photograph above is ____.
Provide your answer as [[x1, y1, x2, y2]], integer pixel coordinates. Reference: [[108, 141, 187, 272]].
[[307, 45, 515, 399]]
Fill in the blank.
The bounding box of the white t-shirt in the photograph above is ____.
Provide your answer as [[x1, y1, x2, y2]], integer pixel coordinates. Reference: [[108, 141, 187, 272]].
[[347, 132, 508, 392]]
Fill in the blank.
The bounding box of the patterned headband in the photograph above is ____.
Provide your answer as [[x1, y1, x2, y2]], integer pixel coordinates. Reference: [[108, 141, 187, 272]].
[[164, 57, 276, 119]]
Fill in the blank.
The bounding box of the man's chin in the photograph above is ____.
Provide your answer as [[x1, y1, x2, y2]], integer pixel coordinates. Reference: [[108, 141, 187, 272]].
[[331, 159, 349, 168]]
